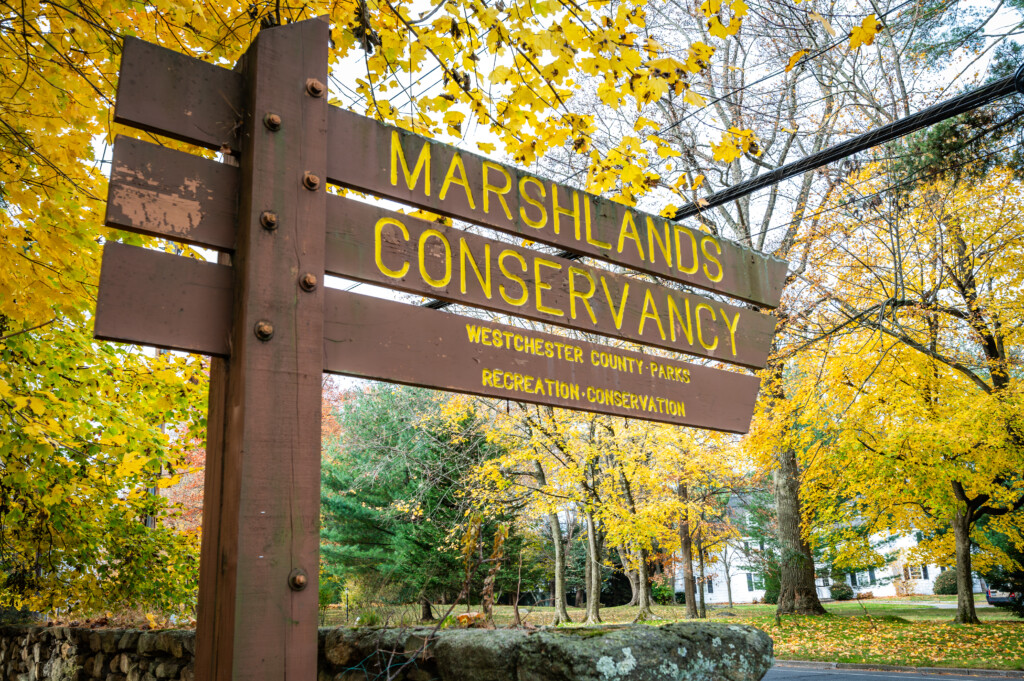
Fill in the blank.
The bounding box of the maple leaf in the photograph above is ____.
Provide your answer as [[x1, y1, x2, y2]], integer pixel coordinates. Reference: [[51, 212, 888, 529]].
[[786, 50, 808, 72], [810, 11, 837, 37], [850, 14, 882, 50]]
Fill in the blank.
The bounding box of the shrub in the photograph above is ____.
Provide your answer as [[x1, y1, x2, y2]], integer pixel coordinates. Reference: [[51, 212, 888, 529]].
[[652, 578, 675, 605], [933, 569, 958, 595], [830, 582, 854, 601], [856, 590, 874, 600], [762, 571, 781, 605], [894, 578, 917, 597]]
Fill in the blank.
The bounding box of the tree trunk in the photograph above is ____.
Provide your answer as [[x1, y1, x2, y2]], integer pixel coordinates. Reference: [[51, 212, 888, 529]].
[[634, 547, 656, 621], [420, 598, 434, 621], [584, 511, 602, 624], [775, 446, 827, 616], [952, 509, 980, 624], [678, 484, 698, 618], [696, 530, 707, 618], [548, 513, 573, 624], [618, 546, 640, 607], [725, 554, 734, 608]]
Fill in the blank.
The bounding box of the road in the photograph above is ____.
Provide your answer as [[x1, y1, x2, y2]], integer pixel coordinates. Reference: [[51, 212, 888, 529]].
[[768, 665, 1016, 681]]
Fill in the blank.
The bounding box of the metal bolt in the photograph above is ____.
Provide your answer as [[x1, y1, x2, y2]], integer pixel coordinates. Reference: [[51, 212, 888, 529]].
[[264, 113, 282, 131], [289, 568, 308, 591], [306, 78, 326, 98], [300, 273, 318, 291], [260, 211, 278, 230], [254, 320, 274, 341], [303, 172, 321, 191]]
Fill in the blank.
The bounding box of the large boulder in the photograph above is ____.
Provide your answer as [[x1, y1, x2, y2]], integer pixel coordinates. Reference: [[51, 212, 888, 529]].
[[320, 622, 773, 681]]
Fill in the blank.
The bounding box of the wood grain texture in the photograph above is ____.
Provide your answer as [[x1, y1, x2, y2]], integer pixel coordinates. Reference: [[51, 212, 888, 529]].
[[326, 107, 788, 307], [325, 197, 776, 369], [105, 136, 238, 251], [323, 288, 760, 432], [114, 38, 243, 152], [193, 18, 329, 681], [94, 242, 231, 355]]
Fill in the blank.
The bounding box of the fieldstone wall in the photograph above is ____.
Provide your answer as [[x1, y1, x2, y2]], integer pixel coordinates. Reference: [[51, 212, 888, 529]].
[[0, 622, 772, 681], [0, 626, 194, 681]]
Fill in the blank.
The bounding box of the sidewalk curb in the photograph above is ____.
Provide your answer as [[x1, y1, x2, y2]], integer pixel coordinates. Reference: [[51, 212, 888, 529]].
[[774, 659, 1024, 677]]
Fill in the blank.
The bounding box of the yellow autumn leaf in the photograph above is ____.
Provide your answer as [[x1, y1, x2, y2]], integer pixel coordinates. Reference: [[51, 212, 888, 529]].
[[850, 14, 881, 50], [476, 141, 496, 154], [692, 174, 705, 189], [656, 144, 681, 158], [683, 88, 707, 107], [708, 16, 737, 39], [711, 136, 742, 163], [699, 0, 721, 17], [786, 50, 808, 72], [731, 0, 749, 18], [810, 11, 837, 37]]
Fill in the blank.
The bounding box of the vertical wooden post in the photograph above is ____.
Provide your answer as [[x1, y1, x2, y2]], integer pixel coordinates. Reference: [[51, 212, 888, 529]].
[[196, 17, 329, 681]]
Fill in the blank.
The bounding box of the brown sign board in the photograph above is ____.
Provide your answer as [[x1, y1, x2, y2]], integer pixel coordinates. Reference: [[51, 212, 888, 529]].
[[103, 137, 775, 370], [113, 38, 787, 309], [326, 107, 788, 307], [95, 242, 760, 432], [327, 197, 775, 369]]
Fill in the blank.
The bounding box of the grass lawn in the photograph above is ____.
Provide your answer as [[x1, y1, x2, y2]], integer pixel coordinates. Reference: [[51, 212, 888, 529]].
[[325, 595, 1024, 670]]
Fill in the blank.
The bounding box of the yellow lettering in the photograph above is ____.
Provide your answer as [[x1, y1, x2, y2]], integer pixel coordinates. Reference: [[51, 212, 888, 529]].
[[616, 211, 645, 259], [600, 276, 629, 331], [674, 225, 699, 275], [418, 229, 452, 288], [646, 217, 672, 268], [638, 289, 666, 340], [584, 198, 612, 249], [374, 218, 410, 279], [481, 369, 493, 387], [482, 162, 513, 220], [695, 303, 718, 351], [459, 238, 492, 298], [701, 236, 723, 282], [534, 258, 563, 316], [519, 177, 547, 229], [466, 324, 483, 343], [439, 153, 476, 209], [667, 296, 694, 345], [551, 185, 580, 237], [498, 250, 528, 306], [720, 308, 740, 356], [568, 267, 597, 324], [390, 130, 430, 195]]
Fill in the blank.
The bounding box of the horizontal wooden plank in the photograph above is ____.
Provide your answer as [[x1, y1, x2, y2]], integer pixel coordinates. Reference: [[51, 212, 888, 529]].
[[94, 242, 232, 356], [325, 197, 775, 369], [325, 289, 760, 431], [326, 107, 788, 308], [92, 243, 759, 430], [105, 136, 238, 250], [115, 37, 243, 152]]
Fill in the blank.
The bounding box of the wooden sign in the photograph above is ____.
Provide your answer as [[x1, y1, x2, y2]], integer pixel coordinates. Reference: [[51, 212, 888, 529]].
[[96, 242, 761, 433], [326, 197, 775, 368], [326, 107, 788, 307], [95, 19, 786, 681]]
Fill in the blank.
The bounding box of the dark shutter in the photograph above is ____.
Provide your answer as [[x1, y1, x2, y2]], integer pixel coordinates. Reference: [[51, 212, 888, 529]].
[[869, 568, 876, 585], [707, 580, 714, 594], [922, 565, 929, 580], [746, 573, 753, 591]]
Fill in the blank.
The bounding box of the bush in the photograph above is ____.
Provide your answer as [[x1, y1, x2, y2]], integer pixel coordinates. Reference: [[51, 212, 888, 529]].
[[830, 582, 854, 601], [652, 579, 675, 605], [763, 573, 781, 605], [933, 569, 958, 595], [894, 578, 917, 597], [856, 590, 874, 600]]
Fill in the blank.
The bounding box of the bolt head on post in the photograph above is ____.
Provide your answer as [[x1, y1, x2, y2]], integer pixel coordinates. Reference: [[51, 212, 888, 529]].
[[254, 320, 275, 341], [302, 172, 321, 191], [260, 211, 279, 230], [263, 113, 282, 131], [305, 78, 326, 98], [300, 273, 318, 291], [289, 569, 308, 591]]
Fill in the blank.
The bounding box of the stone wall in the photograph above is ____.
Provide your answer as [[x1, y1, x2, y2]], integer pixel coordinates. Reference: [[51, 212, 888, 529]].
[[0, 626, 194, 681], [0, 621, 773, 681]]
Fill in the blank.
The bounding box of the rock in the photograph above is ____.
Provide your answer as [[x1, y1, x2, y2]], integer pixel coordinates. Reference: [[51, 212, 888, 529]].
[[320, 622, 771, 681], [136, 634, 159, 656], [153, 661, 181, 678], [118, 632, 140, 651]]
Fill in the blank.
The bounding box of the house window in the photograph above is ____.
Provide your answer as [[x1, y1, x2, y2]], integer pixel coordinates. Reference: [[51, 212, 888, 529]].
[[746, 573, 764, 591], [856, 571, 870, 587], [706, 579, 714, 594], [746, 573, 753, 591], [904, 565, 923, 580]]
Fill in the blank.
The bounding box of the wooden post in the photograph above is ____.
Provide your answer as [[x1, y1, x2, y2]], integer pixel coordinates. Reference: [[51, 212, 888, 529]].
[[195, 18, 329, 681]]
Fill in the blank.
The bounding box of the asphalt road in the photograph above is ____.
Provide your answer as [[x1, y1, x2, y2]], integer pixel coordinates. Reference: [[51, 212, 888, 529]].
[[768, 665, 1017, 681]]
